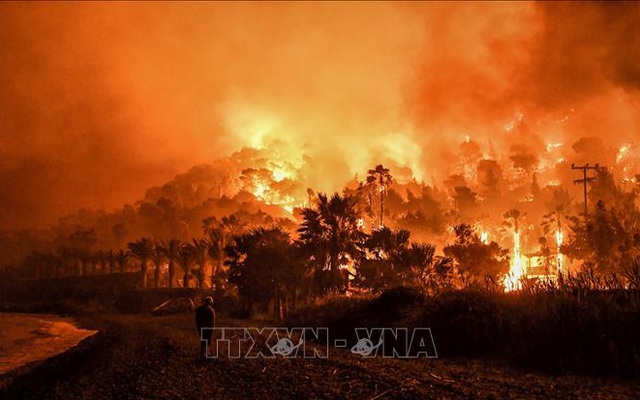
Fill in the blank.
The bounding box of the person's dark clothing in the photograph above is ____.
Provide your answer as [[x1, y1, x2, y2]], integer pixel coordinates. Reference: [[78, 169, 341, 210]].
[[196, 304, 216, 329]]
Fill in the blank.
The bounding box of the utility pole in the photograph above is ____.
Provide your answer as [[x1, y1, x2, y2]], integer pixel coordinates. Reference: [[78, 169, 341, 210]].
[[571, 163, 599, 216]]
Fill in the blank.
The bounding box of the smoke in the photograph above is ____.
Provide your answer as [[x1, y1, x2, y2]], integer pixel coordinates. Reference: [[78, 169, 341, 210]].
[[1, 2, 639, 229]]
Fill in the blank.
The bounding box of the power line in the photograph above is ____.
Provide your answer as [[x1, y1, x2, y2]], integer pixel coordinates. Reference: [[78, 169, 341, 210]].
[[571, 163, 599, 216]]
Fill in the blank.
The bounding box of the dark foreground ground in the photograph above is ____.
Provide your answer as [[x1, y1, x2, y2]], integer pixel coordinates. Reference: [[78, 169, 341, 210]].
[[1, 313, 639, 400]]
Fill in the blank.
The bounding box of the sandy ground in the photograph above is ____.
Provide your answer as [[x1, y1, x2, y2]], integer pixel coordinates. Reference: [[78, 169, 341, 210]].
[[0, 313, 638, 400], [0, 313, 97, 375]]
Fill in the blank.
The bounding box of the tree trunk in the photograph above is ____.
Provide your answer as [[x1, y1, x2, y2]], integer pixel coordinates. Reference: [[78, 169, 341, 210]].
[[169, 261, 175, 288], [183, 272, 189, 288], [196, 264, 204, 289], [210, 262, 217, 290], [154, 264, 160, 288], [140, 260, 148, 288]]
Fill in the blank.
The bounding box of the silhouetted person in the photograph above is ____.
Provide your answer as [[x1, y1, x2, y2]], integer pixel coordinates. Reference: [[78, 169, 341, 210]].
[[195, 296, 216, 360]]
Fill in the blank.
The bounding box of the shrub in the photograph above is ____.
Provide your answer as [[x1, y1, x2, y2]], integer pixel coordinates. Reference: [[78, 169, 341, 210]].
[[288, 286, 640, 377]]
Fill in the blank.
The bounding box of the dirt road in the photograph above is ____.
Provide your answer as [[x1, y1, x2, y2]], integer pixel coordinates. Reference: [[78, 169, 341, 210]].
[[1, 314, 638, 400]]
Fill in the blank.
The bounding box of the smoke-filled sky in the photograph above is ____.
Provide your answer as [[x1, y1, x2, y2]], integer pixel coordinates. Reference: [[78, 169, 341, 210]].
[[1, 2, 639, 229]]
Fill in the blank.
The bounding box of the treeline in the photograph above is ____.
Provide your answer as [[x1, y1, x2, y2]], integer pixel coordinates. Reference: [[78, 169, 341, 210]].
[[12, 193, 640, 320], [8, 190, 510, 318], [6, 165, 640, 318]]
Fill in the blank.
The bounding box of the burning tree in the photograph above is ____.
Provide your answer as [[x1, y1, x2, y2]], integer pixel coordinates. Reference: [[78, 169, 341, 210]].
[[502, 209, 525, 291], [541, 203, 570, 274], [366, 164, 393, 229]]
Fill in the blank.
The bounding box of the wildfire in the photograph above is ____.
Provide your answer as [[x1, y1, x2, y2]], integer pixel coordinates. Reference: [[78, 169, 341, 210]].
[[474, 225, 490, 245], [503, 111, 524, 132], [272, 168, 291, 182], [504, 230, 525, 292], [480, 230, 489, 245], [556, 228, 564, 274], [616, 144, 631, 164], [545, 142, 563, 152], [253, 182, 270, 201], [546, 179, 561, 187]]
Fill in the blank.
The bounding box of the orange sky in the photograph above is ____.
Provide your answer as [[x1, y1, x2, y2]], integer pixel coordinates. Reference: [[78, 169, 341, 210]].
[[1, 2, 639, 229]]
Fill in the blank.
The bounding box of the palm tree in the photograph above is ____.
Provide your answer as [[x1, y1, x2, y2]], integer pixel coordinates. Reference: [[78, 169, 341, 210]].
[[95, 250, 110, 274], [220, 214, 247, 243], [202, 216, 219, 237], [57, 246, 76, 277], [400, 242, 437, 290], [191, 238, 209, 289], [366, 165, 392, 228], [150, 241, 167, 288], [206, 229, 225, 292], [226, 227, 304, 318], [360, 227, 429, 291], [176, 243, 195, 288], [162, 239, 182, 288], [128, 237, 154, 288], [107, 249, 116, 274], [297, 193, 365, 293], [115, 249, 129, 273], [69, 229, 97, 276], [503, 209, 522, 233]]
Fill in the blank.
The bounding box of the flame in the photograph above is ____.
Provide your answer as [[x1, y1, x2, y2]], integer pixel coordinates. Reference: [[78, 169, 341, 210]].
[[617, 144, 631, 164], [503, 111, 524, 132], [545, 142, 563, 152], [252, 182, 270, 200], [251, 180, 302, 213], [504, 230, 525, 291], [555, 228, 564, 274], [546, 179, 561, 187], [339, 261, 356, 281], [480, 230, 489, 244], [272, 168, 291, 182]]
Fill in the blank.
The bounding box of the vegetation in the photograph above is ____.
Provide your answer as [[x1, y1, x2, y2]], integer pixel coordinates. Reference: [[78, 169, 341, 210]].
[[3, 162, 640, 379], [289, 276, 640, 377], [5, 164, 640, 315]]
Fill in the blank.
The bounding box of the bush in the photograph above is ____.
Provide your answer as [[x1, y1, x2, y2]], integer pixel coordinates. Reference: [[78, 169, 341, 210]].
[[287, 286, 640, 377]]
